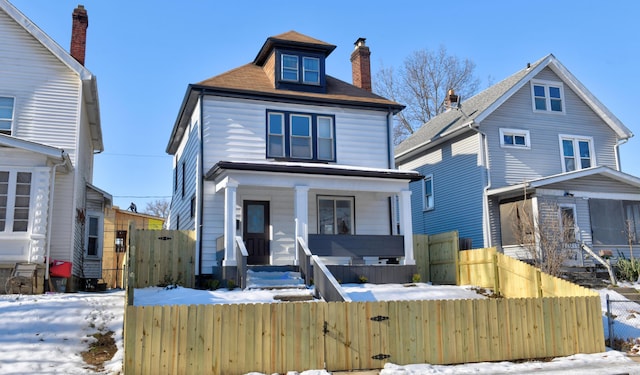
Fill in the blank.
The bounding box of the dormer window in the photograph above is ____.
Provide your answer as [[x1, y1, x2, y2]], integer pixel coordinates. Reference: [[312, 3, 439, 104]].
[[276, 51, 326, 93]]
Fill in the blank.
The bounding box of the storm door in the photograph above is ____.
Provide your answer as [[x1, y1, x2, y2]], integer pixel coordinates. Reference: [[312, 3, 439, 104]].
[[243, 201, 270, 265]]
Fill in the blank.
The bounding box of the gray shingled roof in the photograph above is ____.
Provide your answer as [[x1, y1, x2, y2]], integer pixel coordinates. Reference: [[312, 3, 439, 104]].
[[395, 55, 549, 157]]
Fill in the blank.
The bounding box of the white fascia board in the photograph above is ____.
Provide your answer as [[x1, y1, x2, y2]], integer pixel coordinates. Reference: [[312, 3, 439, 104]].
[[547, 59, 632, 139]]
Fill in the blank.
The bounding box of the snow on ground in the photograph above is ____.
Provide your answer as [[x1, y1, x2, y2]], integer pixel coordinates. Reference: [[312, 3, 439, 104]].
[[4, 283, 640, 374], [0, 290, 124, 375]]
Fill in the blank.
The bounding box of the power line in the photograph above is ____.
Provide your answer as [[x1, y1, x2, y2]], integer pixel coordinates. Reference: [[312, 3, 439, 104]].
[[113, 195, 171, 198], [99, 153, 170, 158]]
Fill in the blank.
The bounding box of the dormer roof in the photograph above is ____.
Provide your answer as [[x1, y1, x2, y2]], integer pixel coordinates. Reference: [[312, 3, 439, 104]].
[[253, 30, 336, 66]]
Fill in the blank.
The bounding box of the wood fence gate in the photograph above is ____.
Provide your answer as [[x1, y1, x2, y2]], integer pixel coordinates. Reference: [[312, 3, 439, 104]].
[[323, 301, 390, 372], [414, 231, 459, 284], [128, 227, 196, 289]]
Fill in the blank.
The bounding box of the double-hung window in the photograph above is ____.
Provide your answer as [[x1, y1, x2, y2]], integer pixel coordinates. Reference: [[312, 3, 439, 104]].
[[0, 97, 15, 134], [266, 110, 335, 162], [278, 52, 323, 88], [500, 128, 530, 148], [559, 135, 594, 172], [281, 54, 299, 81], [0, 170, 32, 233], [87, 216, 100, 256], [531, 80, 564, 113], [318, 196, 354, 235], [423, 174, 434, 211]]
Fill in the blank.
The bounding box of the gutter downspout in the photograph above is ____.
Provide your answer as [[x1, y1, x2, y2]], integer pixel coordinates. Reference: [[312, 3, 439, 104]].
[[45, 151, 70, 284], [615, 138, 629, 171], [467, 122, 492, 248]]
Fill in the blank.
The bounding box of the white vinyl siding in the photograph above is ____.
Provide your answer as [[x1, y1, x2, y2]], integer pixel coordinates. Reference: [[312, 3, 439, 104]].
[[483, 67, 619, 188], [201, 96, 389, 168]]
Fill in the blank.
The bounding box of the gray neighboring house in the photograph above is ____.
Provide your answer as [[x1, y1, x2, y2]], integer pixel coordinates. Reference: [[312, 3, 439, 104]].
[[395, 54, 640, 264]]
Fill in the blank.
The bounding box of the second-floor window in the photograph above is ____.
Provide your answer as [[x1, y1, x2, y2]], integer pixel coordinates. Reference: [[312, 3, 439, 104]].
[[266, 110, 335, 162], [560, 135, 593, 172], [500, 128, 530, 148], [423, 175, 434, 211], [531, 80, 564, 113], [0, 97, 15, 135]]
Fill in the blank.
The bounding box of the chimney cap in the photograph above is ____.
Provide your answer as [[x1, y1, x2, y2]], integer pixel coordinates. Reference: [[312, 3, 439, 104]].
[[354, 37, 367, 48]]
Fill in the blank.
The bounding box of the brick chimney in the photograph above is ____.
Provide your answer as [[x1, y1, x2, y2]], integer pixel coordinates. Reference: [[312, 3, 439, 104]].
[[70, 5, 88, 66], [350, 37, 371, 92]]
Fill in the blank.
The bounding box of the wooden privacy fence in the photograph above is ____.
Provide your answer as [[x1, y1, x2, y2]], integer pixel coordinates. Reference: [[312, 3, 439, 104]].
[[128, 227, 196, 289], [458, 247, 599, 298], [124, 295, 604, 374]]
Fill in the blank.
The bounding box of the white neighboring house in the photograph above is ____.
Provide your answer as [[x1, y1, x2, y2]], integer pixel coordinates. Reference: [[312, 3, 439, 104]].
[[0, 1, 110, 292], [166, 32, 421, 282]]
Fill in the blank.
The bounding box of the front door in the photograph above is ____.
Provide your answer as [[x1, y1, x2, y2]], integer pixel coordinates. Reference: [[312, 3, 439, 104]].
[[243, 201, 270, 265]]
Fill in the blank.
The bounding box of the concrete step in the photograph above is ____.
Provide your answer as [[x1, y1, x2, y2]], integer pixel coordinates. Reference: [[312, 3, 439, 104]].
[[245, 270, 306, 290]]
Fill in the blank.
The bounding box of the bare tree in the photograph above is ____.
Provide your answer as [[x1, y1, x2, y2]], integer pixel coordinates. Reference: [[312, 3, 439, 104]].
[[511, 199, 575, 277], [375, 45, 480, 144], [144, 199, 170, 218]]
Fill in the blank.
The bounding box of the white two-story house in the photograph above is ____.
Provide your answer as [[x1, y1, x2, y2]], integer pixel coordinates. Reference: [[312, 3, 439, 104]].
[[396, 54, 639, 265], [0, 1, 110, 292], [166, 31, 421, 283]]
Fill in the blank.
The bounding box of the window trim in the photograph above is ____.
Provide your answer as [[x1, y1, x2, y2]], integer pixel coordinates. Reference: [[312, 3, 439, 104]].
[[499, 128, 531, 149], [558, 134, 595, 172], [0, 169, 33, 234], [317, 195, 355, 235], [558, 203, 578, 242], [276, 50, 325, 90], [531, 80, 565, 114], [281, 54, 299, 82], [302, 56, 320, 84], [289, 114, 313, 159], [85, 213, 103, 258], [0, 96, 15, 135], [422, 174, 434, 211], [266, 110, 336, 162]]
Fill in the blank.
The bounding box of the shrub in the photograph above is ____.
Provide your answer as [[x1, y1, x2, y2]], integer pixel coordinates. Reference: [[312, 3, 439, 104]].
[[616, 254, 640, 282], [358, 275, 368, 284], [412, 273, 421, 283], [226, 279, 237, 290]]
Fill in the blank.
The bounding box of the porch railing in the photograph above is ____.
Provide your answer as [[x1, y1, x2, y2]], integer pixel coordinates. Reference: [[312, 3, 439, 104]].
[[234, 236, 248, 289], [311, 255, 351, 302], [296, 237, 313, 285], [581, 242, 617, 285]]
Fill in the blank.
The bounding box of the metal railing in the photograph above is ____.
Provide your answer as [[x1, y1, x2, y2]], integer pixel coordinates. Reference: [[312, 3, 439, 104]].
[[234, 236, 248, 289]]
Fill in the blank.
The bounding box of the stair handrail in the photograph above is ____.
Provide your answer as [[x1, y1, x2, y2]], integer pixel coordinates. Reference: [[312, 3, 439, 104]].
[[296, 237, 313, 285], [311, 255, 351, 302], [581, 242, 617, 286], [235, 236, 249, 289]]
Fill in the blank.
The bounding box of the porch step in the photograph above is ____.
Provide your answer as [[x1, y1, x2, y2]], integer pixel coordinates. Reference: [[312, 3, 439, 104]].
[[560, 266, 609, 289], [245, 270, 306, 290], [614, 287, 640, 302]]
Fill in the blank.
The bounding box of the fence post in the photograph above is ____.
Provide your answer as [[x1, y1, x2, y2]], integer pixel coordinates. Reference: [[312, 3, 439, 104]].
[[493, 253, 501, 296], [536, 269, 543, 298], [126, 222, 136, 306], [606, 294, 613, 347]]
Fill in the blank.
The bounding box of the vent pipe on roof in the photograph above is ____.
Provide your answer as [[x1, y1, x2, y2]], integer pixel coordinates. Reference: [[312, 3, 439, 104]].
[[350, 37, 372, 92], [70, 5, 88, 66]]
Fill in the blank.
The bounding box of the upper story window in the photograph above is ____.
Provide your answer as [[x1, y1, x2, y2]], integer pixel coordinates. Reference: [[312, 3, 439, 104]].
[[276, 51, 325, 93], [423, 174, 434, 211], [500, 128, 530, 149], [0, 170, 32, 233], [0, 97, 15, 135], [531, 80, 564, 113], [559, 135, 594, 172], [266, 110, 336, 162]]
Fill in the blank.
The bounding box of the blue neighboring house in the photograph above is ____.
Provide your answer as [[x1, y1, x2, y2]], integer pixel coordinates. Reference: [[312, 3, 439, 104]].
[[395, 54, 640, 264]]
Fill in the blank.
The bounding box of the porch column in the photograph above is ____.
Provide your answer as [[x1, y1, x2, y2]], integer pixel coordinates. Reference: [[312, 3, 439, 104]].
[[399, 190, 415, 265], [222, 180, 238, 267], [294, 185, 309, 265]]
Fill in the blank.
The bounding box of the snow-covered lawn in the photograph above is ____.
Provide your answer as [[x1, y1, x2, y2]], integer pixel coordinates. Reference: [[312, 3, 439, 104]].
[[2, 283, 640, 374]]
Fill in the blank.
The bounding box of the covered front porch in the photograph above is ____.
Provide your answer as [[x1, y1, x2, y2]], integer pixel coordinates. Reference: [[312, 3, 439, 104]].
[[205, 161, 422, 283]]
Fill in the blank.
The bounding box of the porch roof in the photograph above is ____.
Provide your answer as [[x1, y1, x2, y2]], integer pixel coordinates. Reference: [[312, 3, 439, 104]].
[[487, 166, 640, 197], [205, 161, 423, 182], [0, 134, 73, 172]]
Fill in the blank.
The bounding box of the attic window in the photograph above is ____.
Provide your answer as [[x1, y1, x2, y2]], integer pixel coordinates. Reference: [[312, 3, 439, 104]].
[[531, 80, 564, 113], [276, 52, 325, 92]]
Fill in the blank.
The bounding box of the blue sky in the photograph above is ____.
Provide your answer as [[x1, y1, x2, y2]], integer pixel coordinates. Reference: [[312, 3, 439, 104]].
[[9, 0, 640, 210]]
